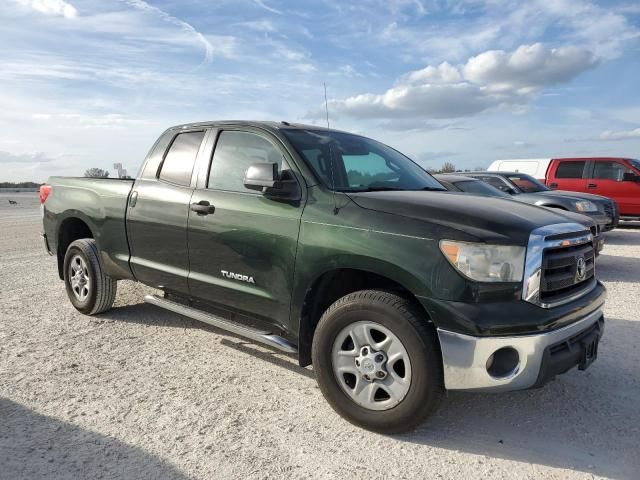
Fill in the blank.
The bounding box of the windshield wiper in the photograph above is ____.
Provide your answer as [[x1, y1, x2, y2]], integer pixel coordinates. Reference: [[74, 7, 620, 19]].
[[342, 186, 406, 192]]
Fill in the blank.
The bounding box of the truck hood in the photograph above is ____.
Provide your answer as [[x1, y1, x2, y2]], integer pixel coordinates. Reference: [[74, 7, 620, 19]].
[[527, 190, 610, 204], [348, 191, 584, 245]]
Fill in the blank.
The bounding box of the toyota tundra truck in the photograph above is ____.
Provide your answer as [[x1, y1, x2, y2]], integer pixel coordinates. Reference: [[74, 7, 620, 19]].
[[41, 121, 606, 433]]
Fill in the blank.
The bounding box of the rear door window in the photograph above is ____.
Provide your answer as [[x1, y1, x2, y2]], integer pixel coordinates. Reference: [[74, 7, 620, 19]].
[[158, 131, 206, 186], [555, 161, 586, 179], [592, 161, 633, 181]]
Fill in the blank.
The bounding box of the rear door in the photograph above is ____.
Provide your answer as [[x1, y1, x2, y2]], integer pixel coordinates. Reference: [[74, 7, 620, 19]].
[[547, 159, 588, 192], [186, 128, 305, 333], [588, 159, 640, 216], [127, 129, 206, 294]]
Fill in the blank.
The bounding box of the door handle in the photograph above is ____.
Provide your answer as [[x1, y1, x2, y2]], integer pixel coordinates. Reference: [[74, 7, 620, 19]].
[[587, 183, 597, 189], [190, 200, 215, 215], [549, 183, 558, 189], [129, 191, 138, 208]]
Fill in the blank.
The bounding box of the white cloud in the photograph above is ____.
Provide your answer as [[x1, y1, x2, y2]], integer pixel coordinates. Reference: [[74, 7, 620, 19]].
[[600, 128, 640, 141], [404, 62, 461, 85], [337, 64, 363, 78], [235, 19, 276, 32], [322, 43, 596, 120], [15, 0, 77, 19], [0, 150, 54, 164], [122, 0, 215, 63], [463, 44, 596, 92], [254, 0, 282, 15]]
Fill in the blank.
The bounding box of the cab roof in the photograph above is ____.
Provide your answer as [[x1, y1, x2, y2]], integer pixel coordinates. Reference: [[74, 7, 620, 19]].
[[168, 120, 349, 134]]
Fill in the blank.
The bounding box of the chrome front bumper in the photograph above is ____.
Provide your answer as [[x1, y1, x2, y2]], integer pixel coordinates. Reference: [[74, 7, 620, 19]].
[[437, 308, 603, 391]]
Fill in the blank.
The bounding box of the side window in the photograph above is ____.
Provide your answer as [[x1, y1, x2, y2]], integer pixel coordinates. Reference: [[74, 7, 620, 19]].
[[592, 161, 632, 181], [208, 131, 284, 192], [158, 131, 205, 186], [342, 153, 399, 187], [555, 161, 586, 179]]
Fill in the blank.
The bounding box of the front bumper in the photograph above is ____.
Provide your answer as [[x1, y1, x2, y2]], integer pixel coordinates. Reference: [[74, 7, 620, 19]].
[[437, 308, 604, 391], [586, 211, 613, 230]]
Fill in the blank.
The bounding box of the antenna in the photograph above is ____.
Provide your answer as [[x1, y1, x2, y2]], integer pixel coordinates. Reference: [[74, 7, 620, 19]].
[[323, 82, 339, 215], [323, 82, 330, 128]]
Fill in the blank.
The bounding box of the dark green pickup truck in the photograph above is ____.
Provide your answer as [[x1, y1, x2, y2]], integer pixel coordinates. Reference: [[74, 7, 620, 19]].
[[41, 121, 606, 432]]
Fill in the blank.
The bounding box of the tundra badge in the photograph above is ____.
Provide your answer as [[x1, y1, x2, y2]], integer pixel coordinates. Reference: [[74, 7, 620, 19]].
[[221, 270, 255, 284]]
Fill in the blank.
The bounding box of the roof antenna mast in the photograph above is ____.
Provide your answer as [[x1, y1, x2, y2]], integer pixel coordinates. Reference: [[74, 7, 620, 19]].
[[323, 82, 330, 128], [324, 83, 339, 215]]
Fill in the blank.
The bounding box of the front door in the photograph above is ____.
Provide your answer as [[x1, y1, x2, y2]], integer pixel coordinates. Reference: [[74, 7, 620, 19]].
[[588, 159, 640, 216], [127, 129, 206, 294], [187, 129, 304, 333]]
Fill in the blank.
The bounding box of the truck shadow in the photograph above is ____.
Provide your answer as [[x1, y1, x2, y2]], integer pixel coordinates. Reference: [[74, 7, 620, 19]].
[[596, 253, 640, 283], [0, 398, 188, 479], [99, 306, 639, 478], [398, 316, 640, 479], [100, 302, 312, 378]]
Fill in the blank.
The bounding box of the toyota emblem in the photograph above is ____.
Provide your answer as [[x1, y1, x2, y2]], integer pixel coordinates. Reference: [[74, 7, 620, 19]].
[[576, 256, 587, 281]]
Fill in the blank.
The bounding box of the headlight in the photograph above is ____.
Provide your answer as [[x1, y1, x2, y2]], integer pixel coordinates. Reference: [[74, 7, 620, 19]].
[[574, 200, 597, 212], [439, 240, 525, 282]]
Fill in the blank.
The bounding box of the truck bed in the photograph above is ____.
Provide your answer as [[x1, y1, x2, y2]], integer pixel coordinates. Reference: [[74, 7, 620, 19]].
[[42, 176, 135, 280]]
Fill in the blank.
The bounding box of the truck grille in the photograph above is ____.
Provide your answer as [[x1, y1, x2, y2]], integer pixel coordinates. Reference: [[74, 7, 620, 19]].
[[602, 200, 619, 230], [540, 240, 595, 305]]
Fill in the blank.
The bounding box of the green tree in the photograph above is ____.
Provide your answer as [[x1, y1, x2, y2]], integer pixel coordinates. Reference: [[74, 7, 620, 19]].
[[84, 168, 109, 178]]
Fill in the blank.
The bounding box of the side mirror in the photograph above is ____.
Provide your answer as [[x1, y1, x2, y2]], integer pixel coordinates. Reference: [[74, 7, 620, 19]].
[[244, 163, 279, 189], [244, 163, 301, 201], [623, 172, 640, 182]]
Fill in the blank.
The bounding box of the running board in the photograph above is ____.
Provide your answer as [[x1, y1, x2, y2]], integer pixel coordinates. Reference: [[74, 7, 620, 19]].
[[144, 295, 297, 354]]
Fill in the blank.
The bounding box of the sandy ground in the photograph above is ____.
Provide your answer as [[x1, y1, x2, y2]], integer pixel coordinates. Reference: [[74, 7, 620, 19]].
[[1, 192, 639, 480]]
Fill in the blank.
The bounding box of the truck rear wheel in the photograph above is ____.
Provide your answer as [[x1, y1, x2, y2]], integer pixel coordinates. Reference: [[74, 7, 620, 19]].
[[312, 290, 443, 433], [63, 239, 117, 315]]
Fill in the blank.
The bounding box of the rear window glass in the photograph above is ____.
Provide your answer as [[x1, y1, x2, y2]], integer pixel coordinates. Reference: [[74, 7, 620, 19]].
[[555, 161, 585, 179], [158, 131, 205, 186]]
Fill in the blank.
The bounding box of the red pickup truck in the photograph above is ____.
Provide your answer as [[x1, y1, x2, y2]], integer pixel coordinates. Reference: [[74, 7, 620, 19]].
[[488, 157, 640, 220]]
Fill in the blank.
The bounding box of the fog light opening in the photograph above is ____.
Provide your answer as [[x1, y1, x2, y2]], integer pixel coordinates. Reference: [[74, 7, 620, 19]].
[[486, 347, 520, 379]]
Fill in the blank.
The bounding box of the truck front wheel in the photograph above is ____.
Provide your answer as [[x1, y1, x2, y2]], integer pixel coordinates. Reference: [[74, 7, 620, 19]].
[[63, 239, 117, 315], [312, 290, 443, 433]]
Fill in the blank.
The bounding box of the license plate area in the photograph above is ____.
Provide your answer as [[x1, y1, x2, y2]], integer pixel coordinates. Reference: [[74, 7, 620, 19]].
[[579, 334, 600, 370]]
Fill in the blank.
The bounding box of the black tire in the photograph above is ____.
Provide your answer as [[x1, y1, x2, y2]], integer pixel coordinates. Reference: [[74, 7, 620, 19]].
[[312, 290, 443, 434], [63, 239, 117, 315]]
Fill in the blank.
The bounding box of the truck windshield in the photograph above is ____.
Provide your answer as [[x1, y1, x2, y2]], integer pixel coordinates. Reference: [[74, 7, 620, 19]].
[[630, 159, 640, 172], [455, 180, 510, 197], [282, 129, 445, 192], [504, 173, 549, 193]]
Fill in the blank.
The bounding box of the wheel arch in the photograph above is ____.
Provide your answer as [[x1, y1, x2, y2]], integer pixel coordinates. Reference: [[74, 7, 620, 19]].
[[56, 216, 96, 279], [296, 267, 435, 367]]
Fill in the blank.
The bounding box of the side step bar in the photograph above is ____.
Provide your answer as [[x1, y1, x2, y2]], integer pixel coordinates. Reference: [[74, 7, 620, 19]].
[[144, 295, 297, 354]]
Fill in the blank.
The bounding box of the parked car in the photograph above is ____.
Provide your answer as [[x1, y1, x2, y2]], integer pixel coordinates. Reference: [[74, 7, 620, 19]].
[[40, 121, 606, 433], [435, 174, 604, 254], [488, 157, 640, 220], [463, 171, 618, 231]]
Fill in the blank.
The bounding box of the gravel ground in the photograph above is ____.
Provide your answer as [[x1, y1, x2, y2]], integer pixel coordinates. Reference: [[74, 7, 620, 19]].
[[1, 192, 639, 480]]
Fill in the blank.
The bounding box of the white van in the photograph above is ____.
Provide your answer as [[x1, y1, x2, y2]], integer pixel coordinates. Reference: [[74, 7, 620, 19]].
[[487, 158, 551, 181]]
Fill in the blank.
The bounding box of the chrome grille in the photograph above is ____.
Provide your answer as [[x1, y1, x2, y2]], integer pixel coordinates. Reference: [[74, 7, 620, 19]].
[[522, 223, 597, 308], [540, 242, 595, 304]]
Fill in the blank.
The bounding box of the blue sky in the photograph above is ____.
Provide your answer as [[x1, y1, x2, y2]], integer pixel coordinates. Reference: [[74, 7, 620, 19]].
[[1, 0, 639, 181]]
